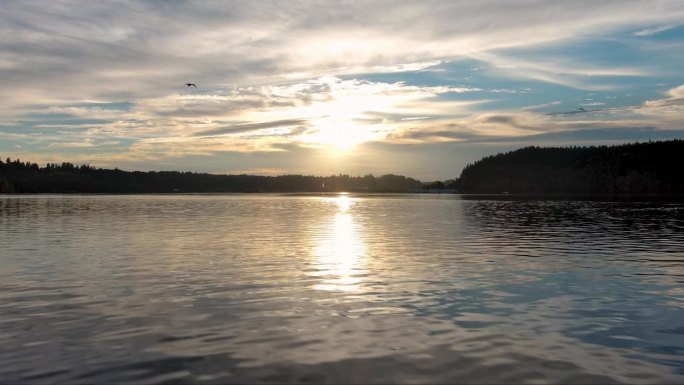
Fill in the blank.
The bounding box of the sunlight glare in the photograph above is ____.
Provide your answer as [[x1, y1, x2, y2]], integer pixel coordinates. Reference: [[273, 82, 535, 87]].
[[294, 83, 391, 152], [335, 194, 353, 212], [311, 195, 367, 292]]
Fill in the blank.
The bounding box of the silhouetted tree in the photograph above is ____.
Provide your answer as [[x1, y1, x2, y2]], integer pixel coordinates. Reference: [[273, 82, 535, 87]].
[[0, 157, 422, 194], [454, 140, 684, 194]]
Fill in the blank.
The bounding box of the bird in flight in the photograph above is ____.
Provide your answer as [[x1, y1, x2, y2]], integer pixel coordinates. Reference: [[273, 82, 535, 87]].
[[545, 107, 590, 116], [185, 83, 197, 88], [544, 105, 632, 116]]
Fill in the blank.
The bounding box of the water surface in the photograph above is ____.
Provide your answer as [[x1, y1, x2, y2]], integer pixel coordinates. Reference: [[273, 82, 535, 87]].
[[1, 194, 683, 383]]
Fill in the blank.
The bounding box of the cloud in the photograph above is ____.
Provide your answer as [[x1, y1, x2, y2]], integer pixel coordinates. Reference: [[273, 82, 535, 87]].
[[580, 102, 607, 107], [2, 1, 683, 104], [194, 119, 309, 137], [634, 25, 675, 36], [47, 139, 121, 149], [5, 76, 487, 158], [382, 93, 684, 146], [667, 84, 684, 98], [386, 112, 548, 144], [522, 101, 562, 111], [468, 52, 651, 91], [644, 84, 684, 107]]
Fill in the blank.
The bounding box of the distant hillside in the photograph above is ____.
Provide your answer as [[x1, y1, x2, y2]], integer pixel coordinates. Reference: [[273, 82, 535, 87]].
[[0, 160, 421, 193], [455, 140, 684, 194]]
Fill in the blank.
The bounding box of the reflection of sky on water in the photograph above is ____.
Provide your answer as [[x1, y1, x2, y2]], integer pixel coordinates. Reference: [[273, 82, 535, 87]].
[[1, 195, 684, 383], [310, 194, 368, 292]]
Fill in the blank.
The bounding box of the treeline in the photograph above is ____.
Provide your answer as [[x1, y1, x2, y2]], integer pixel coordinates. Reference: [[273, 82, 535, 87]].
[[0, 158, 422, 193], [454, 140, 684, 194]]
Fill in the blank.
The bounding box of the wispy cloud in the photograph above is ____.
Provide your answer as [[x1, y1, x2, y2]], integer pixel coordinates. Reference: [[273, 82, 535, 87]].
[[468, 52, 651, 91], [48, 139, 121, 149], [634, 25, 675, 36], [194, 119, 309, 137], [522, 101, 562, 111]]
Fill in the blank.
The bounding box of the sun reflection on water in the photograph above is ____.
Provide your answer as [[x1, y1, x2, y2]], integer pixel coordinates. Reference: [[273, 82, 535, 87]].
[[311, 194, 367, 292]]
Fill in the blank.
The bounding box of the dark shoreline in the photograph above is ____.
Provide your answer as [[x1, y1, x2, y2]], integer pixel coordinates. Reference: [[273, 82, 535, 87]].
[[3, 191, 684, 202], [459, 193, 684, 202]]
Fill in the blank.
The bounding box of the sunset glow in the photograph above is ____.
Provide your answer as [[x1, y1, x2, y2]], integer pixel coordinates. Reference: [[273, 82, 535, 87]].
[[1, 1, 684, 180]]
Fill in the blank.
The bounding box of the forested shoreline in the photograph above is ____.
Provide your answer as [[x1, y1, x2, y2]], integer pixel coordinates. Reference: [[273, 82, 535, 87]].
[[0, 160, 422, 193], [2, 140, 683, 194], [454, 140, 684, 194]]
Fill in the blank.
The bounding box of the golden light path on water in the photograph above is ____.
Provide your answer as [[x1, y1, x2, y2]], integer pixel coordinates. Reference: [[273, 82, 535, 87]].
[[311, 194, 368, 292]]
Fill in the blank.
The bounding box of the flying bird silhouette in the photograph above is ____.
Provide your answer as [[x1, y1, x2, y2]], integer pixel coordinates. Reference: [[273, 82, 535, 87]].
[[185, 83, 197, 88], [544, 105, 632, 116], [545, 107, 591, 116]]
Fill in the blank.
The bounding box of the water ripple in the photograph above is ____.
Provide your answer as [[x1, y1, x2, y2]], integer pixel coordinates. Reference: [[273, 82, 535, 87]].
[[1, 194, 683, 383]]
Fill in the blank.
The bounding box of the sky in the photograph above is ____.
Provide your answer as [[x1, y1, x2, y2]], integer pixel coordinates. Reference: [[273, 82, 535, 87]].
[[1, 0, 684, 181]]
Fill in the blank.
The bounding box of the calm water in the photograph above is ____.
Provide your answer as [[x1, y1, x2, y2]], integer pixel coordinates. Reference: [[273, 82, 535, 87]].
[[1, 194, 683, 384]]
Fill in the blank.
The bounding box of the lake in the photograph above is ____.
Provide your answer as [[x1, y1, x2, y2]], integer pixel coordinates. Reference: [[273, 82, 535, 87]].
[[1, 194, 683, 384]]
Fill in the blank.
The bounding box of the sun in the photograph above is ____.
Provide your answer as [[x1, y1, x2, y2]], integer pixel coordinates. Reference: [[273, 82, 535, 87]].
[[296, 95, 389, 152], [256, 76, 397, 152], [303, 120, 376, 152]]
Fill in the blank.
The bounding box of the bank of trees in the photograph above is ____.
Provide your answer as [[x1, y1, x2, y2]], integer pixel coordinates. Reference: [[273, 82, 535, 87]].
[[454, 140, 684, 194], [0, 158, 421, 193], [4, 140, 683, 195]]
